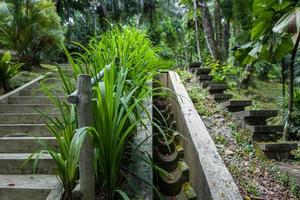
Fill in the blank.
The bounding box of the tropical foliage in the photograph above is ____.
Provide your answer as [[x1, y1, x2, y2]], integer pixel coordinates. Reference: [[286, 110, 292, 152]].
[[35, 26, 171, 199], [0, 0, 64, 69], [0, 51, 23, 93]]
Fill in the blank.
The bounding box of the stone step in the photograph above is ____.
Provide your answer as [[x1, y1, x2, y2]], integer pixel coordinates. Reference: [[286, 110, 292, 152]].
[[8, 96, 64, 104], [221, 100, 252, 112], [0, 113, 60, 124], [247, 125, 283, 133], [20, 89, 64, 96], [234, 110, 278, 126], [27, 82, 63, 90], [189, 62, 201, 68], [196, 68, 211, 76], [0, 175, 60, 200], [0, 104, 57, 113], [0, 153, 55, 174], [201, 81, 211, 88], [0, 124, 50, 137], [247, 125, 283, 142], [0, 137, 56, 153], [207, 84, 228, 94], [257, 142, 298, 161], [40, 78, 62, 84], [212, 93, 233, 103], [199, 75, 213, 82]]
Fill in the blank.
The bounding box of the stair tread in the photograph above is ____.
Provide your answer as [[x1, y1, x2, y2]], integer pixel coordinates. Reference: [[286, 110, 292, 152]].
[[0, 136, 55, 140], [0, 174, 58, 189], [0, 153, 52, 160], [222, 100, 252, 107], [247, 125, 283, 133], [236, 110, 278, 117]]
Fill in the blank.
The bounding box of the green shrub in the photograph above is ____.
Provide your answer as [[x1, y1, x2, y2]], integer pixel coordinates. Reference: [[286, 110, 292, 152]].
[[203, 56, 238, 87], [35, 26, 171, 199], [0, 0, 64, 70], [0, 51, 23, 93]]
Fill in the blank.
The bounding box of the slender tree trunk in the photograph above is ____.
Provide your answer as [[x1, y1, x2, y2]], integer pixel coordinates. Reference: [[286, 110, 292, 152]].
[[240, 64, 254, 88], [281, 58, 285, 98], [214, 0, 223, 60], [223, 20, 230, 60], [198, 0, 220, 60], [193, 0, 202, 63], [283, 32, 300, 140]]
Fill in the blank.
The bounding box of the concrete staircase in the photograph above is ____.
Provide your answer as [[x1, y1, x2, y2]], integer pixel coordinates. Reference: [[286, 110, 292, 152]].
[[0, 73, 65, 200]]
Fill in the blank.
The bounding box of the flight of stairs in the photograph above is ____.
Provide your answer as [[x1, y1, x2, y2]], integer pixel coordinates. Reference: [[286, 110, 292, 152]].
[[189, 63, 298, 161], [0, 72, 66, 200]]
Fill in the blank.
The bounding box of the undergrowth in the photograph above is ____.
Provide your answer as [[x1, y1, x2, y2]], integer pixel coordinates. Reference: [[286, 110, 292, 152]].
[[178, 69, 299, 199]]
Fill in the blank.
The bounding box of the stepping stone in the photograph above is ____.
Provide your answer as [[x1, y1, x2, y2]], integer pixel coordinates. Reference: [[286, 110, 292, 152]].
[[247, 125, 283, 142], [0, 153, 55, 174], [201, 81, 212, 88], [189, 62, 201, 68], [196, 68, 211, 76], [207, 84, 228, 95], [257, 142, 298, 161], [8, 96, 64, 104], [0, 137, 56, 153], [221, 100, 252, 112], [212, 93, 233, 103], [0, 124, 49, 137], [0, 113, 60, 124], [234, 110, 278, 126], [199, 75, 213, 82], [0, 104, 57, 113], [0, 174, 60, 200]]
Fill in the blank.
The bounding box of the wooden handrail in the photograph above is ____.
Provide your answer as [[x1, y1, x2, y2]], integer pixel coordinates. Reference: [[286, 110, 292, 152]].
[[67, 65, 110, 200], [67, 65, 110, 104]]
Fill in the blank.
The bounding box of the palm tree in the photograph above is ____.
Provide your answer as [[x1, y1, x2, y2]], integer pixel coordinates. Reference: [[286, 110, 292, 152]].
[[238, 0, 300, 140], [0, 0, 64, 70]]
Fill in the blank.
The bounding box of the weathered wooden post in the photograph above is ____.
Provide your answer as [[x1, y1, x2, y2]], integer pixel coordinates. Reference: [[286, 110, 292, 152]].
[[68, 75, 95, 200]]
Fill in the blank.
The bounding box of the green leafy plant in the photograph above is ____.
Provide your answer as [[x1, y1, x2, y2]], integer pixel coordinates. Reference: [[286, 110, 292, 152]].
[[0, 0, 64, 69], [203, 56, 238, 86], [0, 51, 23, 93], [32, 26, 171, 200]]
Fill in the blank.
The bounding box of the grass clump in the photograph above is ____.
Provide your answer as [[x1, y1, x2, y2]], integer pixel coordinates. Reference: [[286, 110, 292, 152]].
[[33, 26, 171, 200]]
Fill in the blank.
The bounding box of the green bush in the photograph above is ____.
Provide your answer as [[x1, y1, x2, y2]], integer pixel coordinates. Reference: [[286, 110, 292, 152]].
[[203, 56, 238, 87], [0, 51, 23, 93], [0, 0, 64, 70], [36, 26, 171, 200]]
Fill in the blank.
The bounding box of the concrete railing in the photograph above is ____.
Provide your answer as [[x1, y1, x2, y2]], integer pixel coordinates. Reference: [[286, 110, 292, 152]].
[[160, 71, 242, 200], [0, 75, 44, 104]]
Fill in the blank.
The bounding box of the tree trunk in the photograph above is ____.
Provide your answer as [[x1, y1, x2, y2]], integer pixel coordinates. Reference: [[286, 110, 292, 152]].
[[281, 58, 286, 98], [214, 0, 223, 60], [193, 0, 202, 63], [239, 64, 254, 88], [223, 20, 230, 60], [283, 32, 300, 141], [198, 0, 220, 60]]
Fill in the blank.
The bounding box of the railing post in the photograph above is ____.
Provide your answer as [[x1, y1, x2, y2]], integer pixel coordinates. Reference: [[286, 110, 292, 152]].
[[73, 75, 95, 200]]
